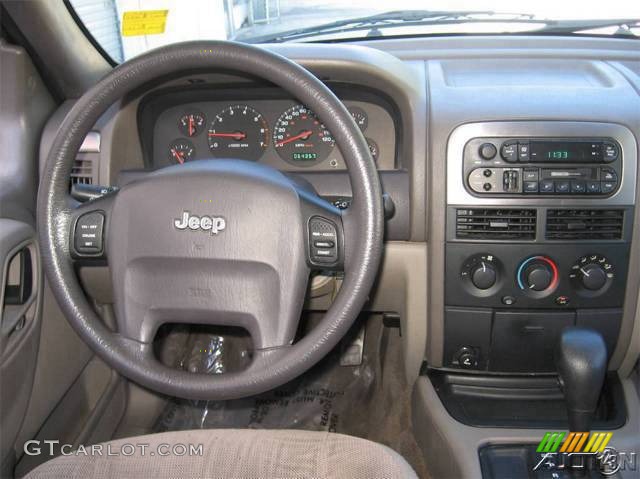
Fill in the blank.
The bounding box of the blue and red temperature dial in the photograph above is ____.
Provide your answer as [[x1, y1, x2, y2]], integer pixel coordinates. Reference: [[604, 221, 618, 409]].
[[517, 255, 559, 294]]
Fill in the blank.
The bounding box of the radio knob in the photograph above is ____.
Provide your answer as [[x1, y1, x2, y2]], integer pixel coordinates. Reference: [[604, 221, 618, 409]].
[[578, 263, 608, 291], [479, 143, 497, 160], [471, 261, 497, 290]]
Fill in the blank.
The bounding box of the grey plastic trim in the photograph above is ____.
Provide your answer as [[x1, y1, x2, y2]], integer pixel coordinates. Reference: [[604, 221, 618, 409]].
[[447, 121, 637, 207], [79, 132, 101, 153]]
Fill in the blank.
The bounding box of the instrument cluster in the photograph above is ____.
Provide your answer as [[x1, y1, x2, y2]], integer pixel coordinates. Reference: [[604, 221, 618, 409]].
[[151, 98, 396, 171]]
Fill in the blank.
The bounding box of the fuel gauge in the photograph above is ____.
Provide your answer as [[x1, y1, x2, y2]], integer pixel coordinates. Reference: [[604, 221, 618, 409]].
[[178, 111, 205, 137]]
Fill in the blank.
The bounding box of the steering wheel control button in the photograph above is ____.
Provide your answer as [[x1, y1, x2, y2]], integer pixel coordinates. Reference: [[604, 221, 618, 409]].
[[74, 212, 104, 255], [313, 240, 335, 248], [479, 143, 497, 160], [308, 217, 339, 265]]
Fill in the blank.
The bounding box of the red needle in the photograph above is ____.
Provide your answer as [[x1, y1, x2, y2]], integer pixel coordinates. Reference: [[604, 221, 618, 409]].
[[171, 148, 185, 164], [208, 132, 246, 140], [276, 130, 313, 147], [188, 117, 194, 136]]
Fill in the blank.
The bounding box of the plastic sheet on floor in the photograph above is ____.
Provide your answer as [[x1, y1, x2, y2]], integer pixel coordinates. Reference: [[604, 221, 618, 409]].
[[154, 329, 375, 433]]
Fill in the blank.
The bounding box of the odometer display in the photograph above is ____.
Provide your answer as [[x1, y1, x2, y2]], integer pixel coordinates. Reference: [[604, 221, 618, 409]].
[[292, 152, 318, 161], [273, 105, 335, 166], [208, 105, 269, 160]]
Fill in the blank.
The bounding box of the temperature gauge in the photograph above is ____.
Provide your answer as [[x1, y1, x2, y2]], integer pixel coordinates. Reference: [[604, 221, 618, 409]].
[[168, 139, 195, 165], [348, 106, 368, 132], [178, 111, 205, 137]]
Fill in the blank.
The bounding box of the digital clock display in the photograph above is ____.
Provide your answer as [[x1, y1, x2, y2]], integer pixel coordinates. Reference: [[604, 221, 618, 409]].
[[530, 141, 602, 162], [292, 152, 318, 161], [548, 151, 569, 159]]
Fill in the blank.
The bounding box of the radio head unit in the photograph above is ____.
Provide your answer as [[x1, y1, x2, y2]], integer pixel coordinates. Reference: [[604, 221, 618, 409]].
[[464, 137, 622, 196]]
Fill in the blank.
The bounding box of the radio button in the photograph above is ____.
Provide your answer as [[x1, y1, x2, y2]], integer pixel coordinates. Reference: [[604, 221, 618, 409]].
[[501, 142, 517, 162], [540, 180, 555, 193], [603, 142, 618, 161], [523, 181, 539, 193], [523, 169, 539, 181], [586, 181, 601, 194], [571, 181, 586, 194], [518, 143, 530, 162], [601, 181, 617, 194], [555, 181, 570, 194], [600, 167, 618, 182]]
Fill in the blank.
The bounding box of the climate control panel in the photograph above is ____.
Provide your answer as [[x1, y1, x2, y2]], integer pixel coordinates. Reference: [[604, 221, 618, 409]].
[[447, 243, 629, 309]]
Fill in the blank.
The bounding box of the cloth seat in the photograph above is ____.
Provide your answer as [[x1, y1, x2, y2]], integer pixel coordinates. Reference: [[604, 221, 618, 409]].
[[24, 429, 417, 478]]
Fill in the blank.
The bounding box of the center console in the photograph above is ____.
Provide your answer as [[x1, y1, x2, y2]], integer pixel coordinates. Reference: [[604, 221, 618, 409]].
[[442, 121, 636, 376]]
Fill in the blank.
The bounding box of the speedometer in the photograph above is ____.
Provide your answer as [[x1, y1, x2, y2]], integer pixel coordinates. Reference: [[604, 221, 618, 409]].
[[208, 105, 269, 160], [273, 105, 335, 166]]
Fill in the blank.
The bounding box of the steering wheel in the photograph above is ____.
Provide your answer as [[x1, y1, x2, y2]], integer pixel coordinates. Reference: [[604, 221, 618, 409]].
[[38, 41, 383, 400]]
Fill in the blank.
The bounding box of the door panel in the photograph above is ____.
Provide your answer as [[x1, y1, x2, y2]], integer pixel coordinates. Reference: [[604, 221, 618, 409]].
[[0, 221, 42, 475], [0, 39, 54, 476]]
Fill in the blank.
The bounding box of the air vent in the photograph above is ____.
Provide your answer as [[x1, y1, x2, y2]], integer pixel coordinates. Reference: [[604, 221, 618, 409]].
[[70, 132, 100, 185], [546, 209, 624, 240], [456, 209, 536, 240], [70, 157, 94, 185]]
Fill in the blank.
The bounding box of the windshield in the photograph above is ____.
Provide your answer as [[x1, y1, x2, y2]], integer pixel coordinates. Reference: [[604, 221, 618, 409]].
[[69, 0, 640, 63]]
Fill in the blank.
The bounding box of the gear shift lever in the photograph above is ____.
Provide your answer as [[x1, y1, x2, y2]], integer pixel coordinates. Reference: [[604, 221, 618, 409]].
[[555, 327, 607, 432]]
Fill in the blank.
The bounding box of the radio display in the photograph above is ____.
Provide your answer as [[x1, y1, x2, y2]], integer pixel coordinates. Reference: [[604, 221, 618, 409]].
[[529, 141, 602, 162]]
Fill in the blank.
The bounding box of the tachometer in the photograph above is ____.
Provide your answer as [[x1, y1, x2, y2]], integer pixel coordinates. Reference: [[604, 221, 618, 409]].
[[273, 105, 335, 166], [207, 105, 269, 160]]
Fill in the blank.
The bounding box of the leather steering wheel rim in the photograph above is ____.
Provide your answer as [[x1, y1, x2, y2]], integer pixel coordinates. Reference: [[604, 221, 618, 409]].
[[37, 41, 384, 400]]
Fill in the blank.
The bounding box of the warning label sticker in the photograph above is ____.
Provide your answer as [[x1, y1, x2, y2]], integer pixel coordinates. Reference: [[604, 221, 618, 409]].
[[122, 10, 168, 37]]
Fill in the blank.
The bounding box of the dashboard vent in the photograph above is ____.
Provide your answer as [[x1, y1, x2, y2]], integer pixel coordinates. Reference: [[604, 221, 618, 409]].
[[70, 157, 94, 185], [546, 209, 624, 240], [70, 132, 100, 185], [456, 208, 536, 240]]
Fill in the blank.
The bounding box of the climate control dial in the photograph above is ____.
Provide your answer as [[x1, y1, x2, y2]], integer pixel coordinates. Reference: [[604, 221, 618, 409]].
[[517, 256, 559, 297], [569, 255, 614, 296], [461, 253, 502, 294]]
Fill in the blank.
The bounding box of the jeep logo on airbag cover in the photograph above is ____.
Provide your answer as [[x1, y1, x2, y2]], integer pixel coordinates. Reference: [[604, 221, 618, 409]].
[[174, 211, 226, 235]]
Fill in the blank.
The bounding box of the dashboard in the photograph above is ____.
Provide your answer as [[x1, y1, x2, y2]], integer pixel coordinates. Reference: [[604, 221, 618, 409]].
[[139, 87, 397, 172], [45, 37, 640, 386]]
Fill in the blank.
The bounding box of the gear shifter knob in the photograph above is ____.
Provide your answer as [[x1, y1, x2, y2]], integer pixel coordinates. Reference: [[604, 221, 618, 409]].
[[555, 327, 607, 432]]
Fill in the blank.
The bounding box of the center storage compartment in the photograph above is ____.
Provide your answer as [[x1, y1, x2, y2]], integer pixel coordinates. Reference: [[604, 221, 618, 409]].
[[489, 311, 574, 372]]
